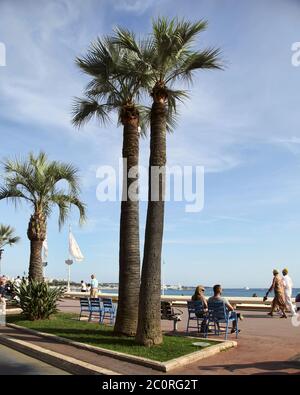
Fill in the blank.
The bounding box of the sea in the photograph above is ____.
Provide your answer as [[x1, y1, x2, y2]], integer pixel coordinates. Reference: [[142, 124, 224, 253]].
[[96, 287, 300, 298]]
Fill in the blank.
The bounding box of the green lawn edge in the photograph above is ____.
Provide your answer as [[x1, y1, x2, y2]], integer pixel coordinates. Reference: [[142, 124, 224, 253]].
[[7, 312, 218, 362]]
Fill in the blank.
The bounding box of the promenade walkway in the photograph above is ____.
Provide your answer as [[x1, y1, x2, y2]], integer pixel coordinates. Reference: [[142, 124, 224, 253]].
[[1, 299, 299, 375], [0, 343, 70, 375], [58, 299, 300, 375]]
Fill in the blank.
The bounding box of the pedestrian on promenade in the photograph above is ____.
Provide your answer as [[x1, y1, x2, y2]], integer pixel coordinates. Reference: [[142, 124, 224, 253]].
[[90, 274, 99, 298], [282, 268, 297, 316], [264, 269, 287, 318], [80, 280, 87, 292]]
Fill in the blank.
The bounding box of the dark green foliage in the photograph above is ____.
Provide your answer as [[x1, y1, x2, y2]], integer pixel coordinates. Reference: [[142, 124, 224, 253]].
[[15, 280, 65, 320]]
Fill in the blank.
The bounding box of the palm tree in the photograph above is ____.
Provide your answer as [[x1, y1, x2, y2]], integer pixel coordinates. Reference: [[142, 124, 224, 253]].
[[115, 18, 222, 346], [0, 225, 20, 275], [0, 152, 86, 281], [72, 38, 146, 336]]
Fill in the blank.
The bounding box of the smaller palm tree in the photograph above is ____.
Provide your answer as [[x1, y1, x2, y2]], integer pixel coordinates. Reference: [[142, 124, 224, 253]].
[[0, 224, 20, 275], [0, 225, 20, 249], [0, 152, 86, 281]]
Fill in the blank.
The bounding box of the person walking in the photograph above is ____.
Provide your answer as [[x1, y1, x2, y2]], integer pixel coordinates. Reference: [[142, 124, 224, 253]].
[[90, 274, 99, 298], [282, 268, 297, 316], [264, 269, 287, 318]]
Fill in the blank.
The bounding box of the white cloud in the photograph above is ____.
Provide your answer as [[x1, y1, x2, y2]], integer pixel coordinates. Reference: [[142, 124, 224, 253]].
[[113, 0, 154, 14], [164, 237, 253, 245]]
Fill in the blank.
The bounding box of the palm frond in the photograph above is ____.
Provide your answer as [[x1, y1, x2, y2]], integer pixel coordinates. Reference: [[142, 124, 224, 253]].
[[0, 225, 20, 248], [165, 88, 189, 113], [136, 105, 151, 137], [0, 186, 33, 206], [113, 27, 142, 56], [44, 162, 81, 196], [166, 47, 223, 84], [175, 19, 208, 47], [50, 193, 86, 229], [72, 97, 110, 127]]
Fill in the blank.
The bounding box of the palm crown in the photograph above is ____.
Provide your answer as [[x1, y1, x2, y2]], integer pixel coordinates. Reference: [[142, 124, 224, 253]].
[[72, 37, 147, 130], [114, 17, 222, 123]]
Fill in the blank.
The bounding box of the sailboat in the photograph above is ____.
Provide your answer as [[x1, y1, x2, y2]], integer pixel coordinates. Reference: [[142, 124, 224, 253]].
[[65, 226, 84, 292]]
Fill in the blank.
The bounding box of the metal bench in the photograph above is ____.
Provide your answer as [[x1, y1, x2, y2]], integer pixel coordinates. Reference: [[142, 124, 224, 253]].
[[79, 297, 90, 320], [89, 298, 102, 322], [161, 301, 183, 331], [101, 298, 116, 325]]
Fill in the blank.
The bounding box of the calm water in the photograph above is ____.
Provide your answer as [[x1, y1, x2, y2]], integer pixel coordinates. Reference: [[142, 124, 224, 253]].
[[97, 287, 300, 298]]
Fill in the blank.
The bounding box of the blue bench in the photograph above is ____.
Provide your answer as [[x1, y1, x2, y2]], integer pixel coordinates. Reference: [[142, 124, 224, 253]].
[[79, 297, 116, 325], [207, 299, 239, 339], [186, 300, 208, 334]]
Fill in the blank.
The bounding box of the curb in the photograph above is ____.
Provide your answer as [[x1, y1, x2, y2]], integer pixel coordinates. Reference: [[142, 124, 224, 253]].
[[0, 334, 120, 375], [6, 323, 237, 372]]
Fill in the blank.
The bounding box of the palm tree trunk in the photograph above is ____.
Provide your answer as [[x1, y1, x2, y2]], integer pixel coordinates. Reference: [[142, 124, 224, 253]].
[[136, 99, 166, 346], [28, 240, 43, 281], [114, 107, 141, 336], [27, 212, 46, 282]]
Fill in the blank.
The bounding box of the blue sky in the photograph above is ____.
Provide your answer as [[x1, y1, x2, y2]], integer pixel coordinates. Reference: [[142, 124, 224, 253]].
[[0, 0, 300, 287]]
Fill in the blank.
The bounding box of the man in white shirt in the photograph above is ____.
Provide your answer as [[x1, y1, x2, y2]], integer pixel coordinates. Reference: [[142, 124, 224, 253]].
[[80, 280, 87, 292], [90, 274, 99, 298], [282, 268, 297, 316]]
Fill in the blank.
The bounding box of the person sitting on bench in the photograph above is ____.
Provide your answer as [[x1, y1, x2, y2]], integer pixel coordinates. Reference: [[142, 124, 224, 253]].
[[192, 285, 208, 333], [208, 284, 243, 333]]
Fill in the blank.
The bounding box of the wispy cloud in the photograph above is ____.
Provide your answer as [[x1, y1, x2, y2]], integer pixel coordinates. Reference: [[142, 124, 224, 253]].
[[113, 0, 155, 14], [164, 237, 253, 245]]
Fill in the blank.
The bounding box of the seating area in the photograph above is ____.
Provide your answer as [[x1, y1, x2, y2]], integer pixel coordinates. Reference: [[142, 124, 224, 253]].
[[79, 297, 116, 325], [79, 297, 238, 338], [186, 300, 239, 340], [161, 301, 183, 331]]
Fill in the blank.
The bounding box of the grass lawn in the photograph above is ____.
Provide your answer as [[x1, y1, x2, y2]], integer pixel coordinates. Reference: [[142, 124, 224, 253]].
[[7, 313, 218, 362]]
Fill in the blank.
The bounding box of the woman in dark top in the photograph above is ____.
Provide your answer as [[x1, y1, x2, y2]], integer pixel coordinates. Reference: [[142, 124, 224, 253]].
[[192, 285, 208, 309]]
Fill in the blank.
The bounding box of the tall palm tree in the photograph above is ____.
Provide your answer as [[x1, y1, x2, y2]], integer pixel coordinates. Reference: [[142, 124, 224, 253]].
[[0, 152, 86, 281], [72, 38, 146, 336], [0, 225, 20, 275], [115, 18, 222, 346]]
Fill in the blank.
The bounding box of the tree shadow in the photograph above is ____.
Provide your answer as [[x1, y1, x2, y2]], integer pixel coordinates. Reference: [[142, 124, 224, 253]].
[[12, 327, 136, 348], [199, 360, 300, 375]]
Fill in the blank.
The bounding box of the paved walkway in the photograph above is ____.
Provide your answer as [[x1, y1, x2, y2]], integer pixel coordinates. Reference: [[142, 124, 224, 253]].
[[0, 343, 70, 375], [1, 299, 299, 375], [58, 299, 300, 375]]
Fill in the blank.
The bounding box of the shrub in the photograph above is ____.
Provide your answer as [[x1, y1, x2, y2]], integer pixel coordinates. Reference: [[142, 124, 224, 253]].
[[15, 280, 65, 320]]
